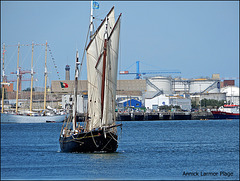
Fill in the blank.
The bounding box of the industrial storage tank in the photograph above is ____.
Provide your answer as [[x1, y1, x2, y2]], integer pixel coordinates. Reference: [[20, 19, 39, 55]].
[[220, 86, 239, 97], [146, 76, 172, 95], [220, 86, 239, 105], [189, 79, 220, 94], [172, 78, 190, 94]]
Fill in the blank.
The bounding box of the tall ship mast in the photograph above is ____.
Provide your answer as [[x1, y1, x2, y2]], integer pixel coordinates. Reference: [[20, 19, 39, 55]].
[[59, 3, 122, 153], [1, 42, 67, 123]]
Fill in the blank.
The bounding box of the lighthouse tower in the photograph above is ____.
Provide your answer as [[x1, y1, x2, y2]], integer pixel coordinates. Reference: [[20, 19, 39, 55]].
[[65, 65, 70, 80]]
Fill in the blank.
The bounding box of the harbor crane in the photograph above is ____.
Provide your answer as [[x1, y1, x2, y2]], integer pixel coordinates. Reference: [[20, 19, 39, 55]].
[[119, 61, 181, 79], [9, 67, 36, 91]]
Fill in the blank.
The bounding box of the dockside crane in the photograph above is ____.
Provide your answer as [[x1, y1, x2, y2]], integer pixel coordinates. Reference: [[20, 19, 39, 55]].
[[119, 61, 181, 79], [9, 67, 36, 91]]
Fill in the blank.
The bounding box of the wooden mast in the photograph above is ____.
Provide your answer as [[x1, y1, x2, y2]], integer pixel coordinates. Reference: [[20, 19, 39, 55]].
[[90, 0, 94, 39], [16, 43, 20, 113], [73, 50, 79, 131], [43, 41, 47, 111], [29, 42, 34, 112], [1, 43, 5, 113], [101, 17, 108, 120]]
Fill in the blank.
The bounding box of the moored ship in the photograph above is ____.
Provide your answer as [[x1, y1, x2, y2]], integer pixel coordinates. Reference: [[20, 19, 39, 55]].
[[211, 105, 239, 119]]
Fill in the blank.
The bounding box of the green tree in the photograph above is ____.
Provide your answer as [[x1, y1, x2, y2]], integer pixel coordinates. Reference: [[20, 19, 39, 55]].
[[191, 100, 199, 109], [200, 98, 224, 109], [23, 87, 35, 91]]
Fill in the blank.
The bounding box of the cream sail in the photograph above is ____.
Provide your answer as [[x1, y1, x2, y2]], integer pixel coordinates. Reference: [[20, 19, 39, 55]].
[[86, 7, 121, 131]]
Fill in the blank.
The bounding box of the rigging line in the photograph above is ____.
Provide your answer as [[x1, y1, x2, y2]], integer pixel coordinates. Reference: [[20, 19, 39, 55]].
[[101, 136, 113, 151], [108, 131, 118, 142], [91, 130, 99, 147], [123, 61, 136, 71], [47, 43, 62, 80], [32, 46, 44, 80], [64, 114, 73, 136], [3, 48, 18, 75], [20, 44, 32, 68], [78, 23, 90, 85], [93, 10, 109, 23], [60, 115, 68, 136], [140, 61, 180, 72], [118, 20, 122, 99]]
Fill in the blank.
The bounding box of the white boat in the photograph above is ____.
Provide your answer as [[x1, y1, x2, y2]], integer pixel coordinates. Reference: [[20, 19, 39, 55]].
[[1, 112, 67, 123]]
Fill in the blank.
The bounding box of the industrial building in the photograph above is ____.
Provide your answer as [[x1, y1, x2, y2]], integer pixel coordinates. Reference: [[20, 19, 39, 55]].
[[117, 98, 142, 108], [2, 59, 238, 113], [62, 94, 88, 113], [3, 67, 238, 112], [220, 86, 239, 105], [50, 72, 237, 111], [145, 94, 191, 111], [52, 79, 146, 95]]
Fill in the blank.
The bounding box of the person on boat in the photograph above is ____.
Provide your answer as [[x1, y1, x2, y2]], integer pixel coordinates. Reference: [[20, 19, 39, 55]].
[[78, 126, 83, 133], [80, 126, 84, 132]]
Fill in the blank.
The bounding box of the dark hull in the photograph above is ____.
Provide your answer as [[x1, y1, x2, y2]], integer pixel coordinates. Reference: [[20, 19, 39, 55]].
[[59, 130, 118, 153]]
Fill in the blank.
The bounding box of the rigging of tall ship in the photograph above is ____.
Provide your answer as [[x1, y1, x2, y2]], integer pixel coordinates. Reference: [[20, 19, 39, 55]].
[[1, 42, 67, 123]]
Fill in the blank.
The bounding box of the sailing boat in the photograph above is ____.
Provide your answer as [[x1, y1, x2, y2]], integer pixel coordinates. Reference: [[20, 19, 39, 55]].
[[1, 42, 67, 123], [59, 5, 122, 152]]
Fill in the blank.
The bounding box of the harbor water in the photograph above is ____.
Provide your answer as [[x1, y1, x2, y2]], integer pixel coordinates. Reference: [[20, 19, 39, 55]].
[[1, 120, 239, 180]]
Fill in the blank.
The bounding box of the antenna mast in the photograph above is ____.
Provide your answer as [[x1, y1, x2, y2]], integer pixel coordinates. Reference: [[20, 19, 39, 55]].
[[43, 41, 48, 111], [16, 43, 20, 113], [101, 17, 108, 120], [30, 42, 34, 112], [90, 1, 94, 39], [1, 43, 6, 113], [73, 50, 79, 131]]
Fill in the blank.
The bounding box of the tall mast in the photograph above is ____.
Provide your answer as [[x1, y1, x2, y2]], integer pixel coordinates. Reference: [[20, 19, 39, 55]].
[[30, 42, 34, 112], [16, 43, 20, 113], [1, 43, 6, 113], [101, 17, 108, 119], [73, 50, 79, 130], [43, 41, 47, 111], [90, 1, 94, 39]]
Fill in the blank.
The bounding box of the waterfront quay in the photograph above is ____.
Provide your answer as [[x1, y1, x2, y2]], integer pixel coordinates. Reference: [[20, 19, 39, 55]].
[[75, 111, 214, 122], [116, 111, 213, 121]]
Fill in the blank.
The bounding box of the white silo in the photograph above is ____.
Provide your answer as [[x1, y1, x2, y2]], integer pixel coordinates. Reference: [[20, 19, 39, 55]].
[[189, 79, 220, 94], [147, 76, 172, 95], [221, 86, 239, 105]]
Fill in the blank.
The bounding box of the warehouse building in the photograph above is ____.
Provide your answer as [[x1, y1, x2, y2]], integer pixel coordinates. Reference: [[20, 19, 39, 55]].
[[145, 94, 191, 111], [50, 73, 237, 110]]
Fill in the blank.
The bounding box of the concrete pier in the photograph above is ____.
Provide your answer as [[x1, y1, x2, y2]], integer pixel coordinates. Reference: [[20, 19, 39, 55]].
[[116, 111, 213, 121]]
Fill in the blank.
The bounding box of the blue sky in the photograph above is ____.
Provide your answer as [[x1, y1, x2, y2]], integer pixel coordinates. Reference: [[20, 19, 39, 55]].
[[1, 1, 239, 90]]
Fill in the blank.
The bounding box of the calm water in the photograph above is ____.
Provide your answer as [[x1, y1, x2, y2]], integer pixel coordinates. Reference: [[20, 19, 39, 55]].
[[1, 120, 239, 180]]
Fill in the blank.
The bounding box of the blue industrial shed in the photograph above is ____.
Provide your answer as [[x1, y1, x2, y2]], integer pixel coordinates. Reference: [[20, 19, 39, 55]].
[[118, 99, 142, 108]]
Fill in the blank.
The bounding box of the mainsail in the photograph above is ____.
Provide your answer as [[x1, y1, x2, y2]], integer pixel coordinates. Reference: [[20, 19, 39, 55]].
[[86, 7, 121, 131]]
